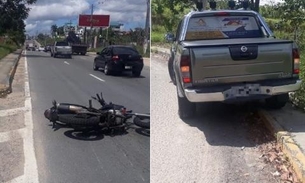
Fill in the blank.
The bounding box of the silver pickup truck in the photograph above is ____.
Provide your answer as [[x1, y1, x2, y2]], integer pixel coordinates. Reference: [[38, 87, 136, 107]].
[[51, 41, 72, 58], [168, 10, 301, 119]]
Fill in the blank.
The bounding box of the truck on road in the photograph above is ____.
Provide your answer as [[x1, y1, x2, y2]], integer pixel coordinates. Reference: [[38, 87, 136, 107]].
[[51, 41, 72, 58], [168, 8, 302, 119], [65, 31, 88, 55], [26, 43, 35, 51]]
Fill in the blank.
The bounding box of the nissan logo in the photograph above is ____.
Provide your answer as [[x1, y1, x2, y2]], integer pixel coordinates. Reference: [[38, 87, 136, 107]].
[[241, 46, 248, 52]]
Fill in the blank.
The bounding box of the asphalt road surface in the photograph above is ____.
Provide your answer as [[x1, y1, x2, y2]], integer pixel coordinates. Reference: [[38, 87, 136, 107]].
[[150, 55, 280, 183], [26, 50, 150, 183]]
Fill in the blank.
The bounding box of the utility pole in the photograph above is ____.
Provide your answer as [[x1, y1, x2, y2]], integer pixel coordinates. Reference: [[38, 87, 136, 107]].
[[143, 0, 150, 55], [89, 3, 94, 48]]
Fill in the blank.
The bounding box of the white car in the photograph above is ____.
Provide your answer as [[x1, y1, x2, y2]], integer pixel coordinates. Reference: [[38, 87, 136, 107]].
[[38, 46, 44, 51]]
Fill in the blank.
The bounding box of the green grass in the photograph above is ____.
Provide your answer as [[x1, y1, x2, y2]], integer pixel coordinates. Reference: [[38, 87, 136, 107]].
[[0, 44, 18, 59], [87, 47, 104, 53], [151, 32, 164, 43]]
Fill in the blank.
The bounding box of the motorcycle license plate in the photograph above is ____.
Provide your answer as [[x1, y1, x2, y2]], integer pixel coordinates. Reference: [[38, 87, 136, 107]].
[[125, 66, 132, 69]]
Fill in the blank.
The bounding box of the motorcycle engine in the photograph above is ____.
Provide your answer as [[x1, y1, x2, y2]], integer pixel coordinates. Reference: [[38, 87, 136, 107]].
[[107, 109, 124, 126]]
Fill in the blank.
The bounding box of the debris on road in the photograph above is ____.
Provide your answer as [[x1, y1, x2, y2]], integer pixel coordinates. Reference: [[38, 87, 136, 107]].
[[261, 142, 300, 182], [244, 110, 301, 183]]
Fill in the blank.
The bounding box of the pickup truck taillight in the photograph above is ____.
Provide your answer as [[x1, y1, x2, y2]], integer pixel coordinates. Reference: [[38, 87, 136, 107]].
[[180, 55, 191, 83], [293, 48, 300, 74]]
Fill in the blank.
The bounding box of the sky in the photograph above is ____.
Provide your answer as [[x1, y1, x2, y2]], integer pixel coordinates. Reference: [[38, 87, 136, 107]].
[[25, 0, 148, 35], [260, 0, 283, 5]]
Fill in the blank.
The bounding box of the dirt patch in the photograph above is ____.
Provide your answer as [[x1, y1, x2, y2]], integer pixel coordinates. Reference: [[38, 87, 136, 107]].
[[244, 111, 300, 183]]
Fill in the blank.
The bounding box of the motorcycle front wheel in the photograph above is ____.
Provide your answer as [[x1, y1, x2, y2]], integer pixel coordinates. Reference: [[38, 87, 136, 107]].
[[133, 116, 150, 129]]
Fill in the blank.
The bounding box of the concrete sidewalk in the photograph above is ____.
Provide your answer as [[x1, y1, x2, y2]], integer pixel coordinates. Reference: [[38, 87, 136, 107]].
[[152, 46, 305, 183], [0, 49, 23, 97]]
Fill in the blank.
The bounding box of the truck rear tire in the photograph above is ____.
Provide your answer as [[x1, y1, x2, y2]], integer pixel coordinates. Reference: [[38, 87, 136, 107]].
[[168, 57, 176, 85], [265, 93, 289, 109], [177, 92, 196, 119]]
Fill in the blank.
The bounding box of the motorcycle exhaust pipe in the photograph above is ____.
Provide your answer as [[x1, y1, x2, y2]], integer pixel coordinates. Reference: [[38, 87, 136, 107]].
[[56, 104, 84, 113]]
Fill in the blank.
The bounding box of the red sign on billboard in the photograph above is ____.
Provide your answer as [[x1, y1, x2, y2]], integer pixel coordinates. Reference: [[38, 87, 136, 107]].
[[78, 14, 110, 27]]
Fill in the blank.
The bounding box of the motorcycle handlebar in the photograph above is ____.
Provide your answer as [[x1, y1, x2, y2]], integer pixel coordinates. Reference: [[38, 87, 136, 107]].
[[96, 94, 101, 101], [91, 93, 107, 106]]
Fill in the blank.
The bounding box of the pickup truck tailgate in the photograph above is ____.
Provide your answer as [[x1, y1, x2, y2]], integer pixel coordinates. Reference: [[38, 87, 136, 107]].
[[56, 46, 71, 52], [185, 38, 294, 86]]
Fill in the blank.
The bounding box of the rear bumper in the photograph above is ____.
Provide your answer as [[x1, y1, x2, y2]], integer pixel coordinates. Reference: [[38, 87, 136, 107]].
[[108, 61, 144, 72], [56, 50, 72, 55], [184, 79, 302, 102]]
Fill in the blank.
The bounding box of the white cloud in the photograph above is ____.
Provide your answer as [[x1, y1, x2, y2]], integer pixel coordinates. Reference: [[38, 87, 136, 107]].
[[27, 0, 89, 21], [25, 23, 37, 32], [260, 0, 284, 5], [25, 0, 147, 35], [25, 20, 56, 34]]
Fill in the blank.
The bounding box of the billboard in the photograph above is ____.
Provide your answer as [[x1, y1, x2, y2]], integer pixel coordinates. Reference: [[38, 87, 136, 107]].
[[78, 14, 110, 27]]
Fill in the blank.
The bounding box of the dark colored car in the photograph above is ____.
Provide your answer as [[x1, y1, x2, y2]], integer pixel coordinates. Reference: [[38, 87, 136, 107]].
[[93, 45, 144, 77]]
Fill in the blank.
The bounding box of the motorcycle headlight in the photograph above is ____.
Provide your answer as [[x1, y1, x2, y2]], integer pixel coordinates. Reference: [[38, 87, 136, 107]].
[[44, 108, 58, 121]]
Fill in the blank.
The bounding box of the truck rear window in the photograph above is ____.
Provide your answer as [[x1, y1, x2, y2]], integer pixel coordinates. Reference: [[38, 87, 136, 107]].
[[113, 47, 139, 55], [56, 42, 69, 46], [185, 15, 263, 40]]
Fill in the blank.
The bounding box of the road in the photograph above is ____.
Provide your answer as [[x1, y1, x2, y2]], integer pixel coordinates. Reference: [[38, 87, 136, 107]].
[[150, 55, 281, 183], [27, 51, 150, 182]]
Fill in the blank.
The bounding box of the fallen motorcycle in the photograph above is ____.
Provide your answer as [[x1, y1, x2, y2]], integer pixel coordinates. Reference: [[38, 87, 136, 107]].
[[44, 92, 150, 134]]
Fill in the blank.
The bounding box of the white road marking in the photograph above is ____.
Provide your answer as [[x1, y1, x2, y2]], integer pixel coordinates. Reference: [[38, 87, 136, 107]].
[[22, 51, 39, 183], [0, 128, 26, 143], [6, 175, 26, 183], [64, 61, 70, 65], [140, 175, 145, 182], [89, 74, 105, 82], [0, 128, 27, 143], [0, 107, 28, 117]]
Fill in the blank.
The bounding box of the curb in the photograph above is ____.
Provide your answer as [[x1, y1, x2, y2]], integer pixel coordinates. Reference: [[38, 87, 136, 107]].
[[258, 110, 305, 183], [0, 49, 23, 97]]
